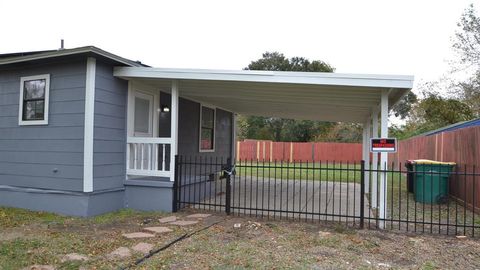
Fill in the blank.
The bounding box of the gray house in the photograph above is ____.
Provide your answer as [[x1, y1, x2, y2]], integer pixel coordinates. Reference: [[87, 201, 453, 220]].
[[0, 46, 413, 217]]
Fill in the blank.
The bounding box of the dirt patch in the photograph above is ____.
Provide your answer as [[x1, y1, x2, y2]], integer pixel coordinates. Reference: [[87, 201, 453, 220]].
[[0, 230, 25, 241], [1, 208, 479, 269]]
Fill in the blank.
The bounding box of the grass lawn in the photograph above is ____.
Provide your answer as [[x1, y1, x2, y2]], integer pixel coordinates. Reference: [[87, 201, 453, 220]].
[[235, 161, 365, 183], [1, 207, 479, 269]]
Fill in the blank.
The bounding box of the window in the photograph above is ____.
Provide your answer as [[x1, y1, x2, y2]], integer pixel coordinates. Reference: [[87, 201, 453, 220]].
[[200, 105, 215, 151], [19, 74, 50, 125]]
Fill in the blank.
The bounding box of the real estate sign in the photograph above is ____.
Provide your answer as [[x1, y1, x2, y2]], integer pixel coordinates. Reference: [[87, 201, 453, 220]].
[[370, 138, 397, 153]]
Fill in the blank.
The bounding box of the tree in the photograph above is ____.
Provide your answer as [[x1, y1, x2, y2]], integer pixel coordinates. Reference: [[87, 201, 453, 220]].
[[391, 92, 418, 119], [315, 122, 363, 143], [281, 120, 336, 142], [238, 52, 347, 142], [453, 4, 480, 68], [451, 4, 480, 117], [457, 73, 480, 116], [416, 93, 474, 128], [398, 91, 474, 137], [237, 115, 272, 140], [245, 52, 334, 72]]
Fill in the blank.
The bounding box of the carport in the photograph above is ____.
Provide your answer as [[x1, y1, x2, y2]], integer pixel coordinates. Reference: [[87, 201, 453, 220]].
[[113, 67, 414, 223]]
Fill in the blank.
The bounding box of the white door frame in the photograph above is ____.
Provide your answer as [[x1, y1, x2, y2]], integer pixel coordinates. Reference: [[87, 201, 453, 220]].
[[127, 81, 160, 138]]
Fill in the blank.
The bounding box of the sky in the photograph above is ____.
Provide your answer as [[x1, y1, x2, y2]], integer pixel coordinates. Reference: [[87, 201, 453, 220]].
[[0, 0, 474, 96]]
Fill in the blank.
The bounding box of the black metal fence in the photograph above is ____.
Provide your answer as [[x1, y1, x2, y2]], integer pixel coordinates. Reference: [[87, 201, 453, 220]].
[[173, 155, 480, 236]]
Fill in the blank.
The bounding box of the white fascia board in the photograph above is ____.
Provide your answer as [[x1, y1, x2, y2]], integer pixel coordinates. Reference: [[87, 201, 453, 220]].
[[83, 57, 96, 193], [114, 67, 414, 89], [0, 46, 143, 67]]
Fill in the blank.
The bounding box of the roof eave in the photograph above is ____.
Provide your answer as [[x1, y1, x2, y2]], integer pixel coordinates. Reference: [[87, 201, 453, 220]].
[[113, 66, 414, 90], [0, 46, 145, 67]]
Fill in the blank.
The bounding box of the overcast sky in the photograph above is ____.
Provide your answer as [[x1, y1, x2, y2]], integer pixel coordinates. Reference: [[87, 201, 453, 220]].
[[0, 0, 474, 94]]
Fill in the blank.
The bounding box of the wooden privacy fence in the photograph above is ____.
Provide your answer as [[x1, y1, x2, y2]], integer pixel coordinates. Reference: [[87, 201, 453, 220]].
[[389, 126, 480, 213], [236, 140, 362, 163]]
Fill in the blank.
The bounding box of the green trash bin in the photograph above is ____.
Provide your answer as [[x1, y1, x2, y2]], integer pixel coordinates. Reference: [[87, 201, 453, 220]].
[[412, 159, 456, 204]]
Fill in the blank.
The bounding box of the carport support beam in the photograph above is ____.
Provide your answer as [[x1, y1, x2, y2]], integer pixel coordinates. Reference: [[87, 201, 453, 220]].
[[170, 80, 179, 182], [362, 121, 371, 193], [371, 110, 379, 209], [378, 89, 389, 228]]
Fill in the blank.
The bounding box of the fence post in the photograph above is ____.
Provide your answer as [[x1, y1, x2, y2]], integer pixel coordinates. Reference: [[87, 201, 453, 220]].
[[225, 157, 232, 215], [360, 160, 365, 229], [172, 155, 179, 212]]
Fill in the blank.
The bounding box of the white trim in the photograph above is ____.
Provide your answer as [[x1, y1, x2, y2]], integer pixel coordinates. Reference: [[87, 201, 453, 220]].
[[127, 169, 171, 178], [127, 137, 172, 144], [83, 57, 96, 193], [170, 80, 179, 181], [114, 67, 414, 89], [18, 74, 50, 126], [0, 46, 143, 67], [199, 104, 216, 153], [127, 82, 135, 137]]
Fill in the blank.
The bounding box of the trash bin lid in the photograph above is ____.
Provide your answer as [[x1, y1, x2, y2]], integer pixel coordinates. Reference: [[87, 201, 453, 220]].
[[411, 159, 456, 165]]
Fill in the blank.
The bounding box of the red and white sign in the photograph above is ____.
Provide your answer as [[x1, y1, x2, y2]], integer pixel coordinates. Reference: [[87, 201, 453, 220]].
[[370, 138, 397, 153]]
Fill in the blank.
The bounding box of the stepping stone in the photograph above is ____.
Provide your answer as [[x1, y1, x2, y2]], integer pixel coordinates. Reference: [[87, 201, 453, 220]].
[[61, 253, 89, 262], [185, 213, 212, 219], [26, 266, 55, 270], [169, 220, 199, 226], [108, 247, 131, 259], [143, 226, 173, 234], [122, 232, 155, 239], [318, 231, 331, 237], [132, 242, 154, 254], [159, 216, 177, 223]]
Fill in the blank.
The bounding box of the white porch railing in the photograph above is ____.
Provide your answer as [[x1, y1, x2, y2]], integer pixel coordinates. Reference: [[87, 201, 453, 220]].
[[127, 137, 173, 177]]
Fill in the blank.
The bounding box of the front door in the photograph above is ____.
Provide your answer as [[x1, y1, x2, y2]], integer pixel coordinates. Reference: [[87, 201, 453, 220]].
[[133, 91, 154, 137]]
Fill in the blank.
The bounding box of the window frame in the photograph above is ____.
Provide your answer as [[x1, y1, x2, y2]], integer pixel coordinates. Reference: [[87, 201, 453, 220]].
[[199, 104, 216, 152], [18, 74, 50, 126]]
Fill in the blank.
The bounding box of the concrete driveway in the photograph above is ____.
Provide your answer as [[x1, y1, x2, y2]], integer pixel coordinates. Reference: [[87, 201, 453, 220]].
[[193, 177, 372, 222]]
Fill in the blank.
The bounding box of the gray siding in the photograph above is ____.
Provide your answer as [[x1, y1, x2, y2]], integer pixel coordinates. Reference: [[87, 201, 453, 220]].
[[93, 61, 128, 191], [179, 98, 233, 158], [159, 92, 233, 159], [125, 183, 173, 212], [0, 59, 86, 191]]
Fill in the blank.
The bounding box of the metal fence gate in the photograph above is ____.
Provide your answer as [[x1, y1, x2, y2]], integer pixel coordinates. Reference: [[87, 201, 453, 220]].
[[173, 155, 480, 237]]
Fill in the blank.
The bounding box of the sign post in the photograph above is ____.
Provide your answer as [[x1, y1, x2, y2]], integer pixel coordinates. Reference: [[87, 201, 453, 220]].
[[369, 137, 396, 229]]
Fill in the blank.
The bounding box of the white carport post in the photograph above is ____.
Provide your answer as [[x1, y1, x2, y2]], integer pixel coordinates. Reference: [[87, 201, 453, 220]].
[[362, 120, 371, 193], [371, 109, 379, 209], [170, 80, 179, 182], [378, 90, 389, 227], [231, 113, 237, 165]]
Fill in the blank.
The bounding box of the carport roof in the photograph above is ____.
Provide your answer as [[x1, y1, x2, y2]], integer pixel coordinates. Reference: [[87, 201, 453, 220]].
[[114, 67, 414, 123]]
